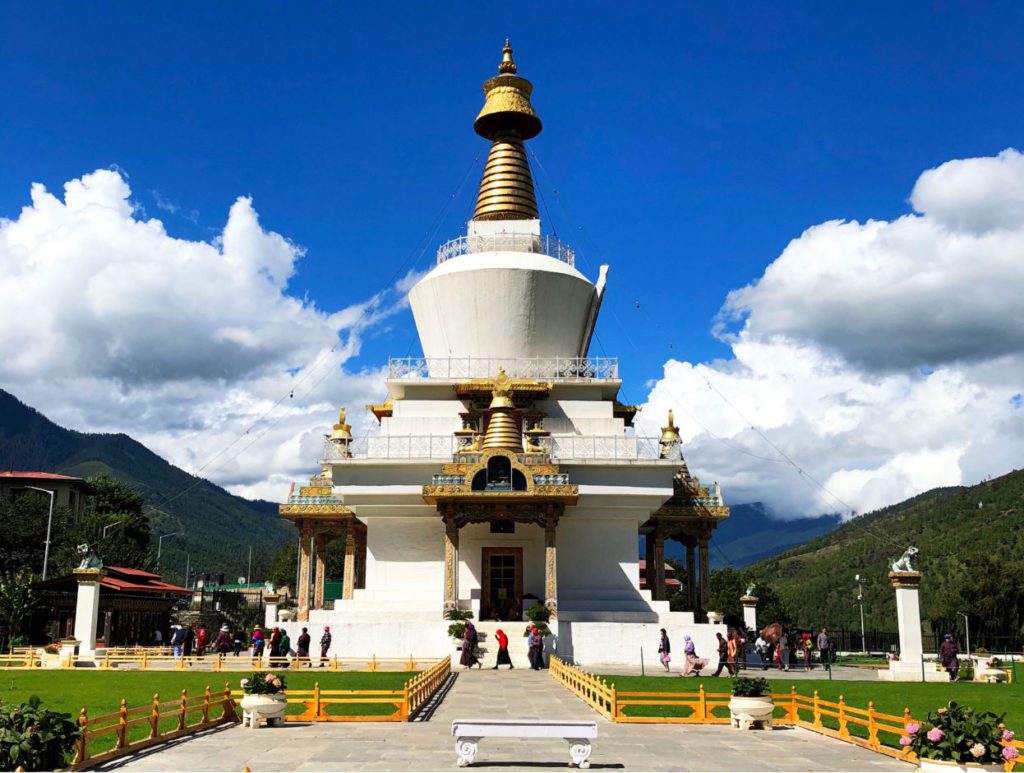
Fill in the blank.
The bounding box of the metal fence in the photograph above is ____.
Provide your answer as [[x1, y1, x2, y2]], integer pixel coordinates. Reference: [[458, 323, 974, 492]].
[[436, 233, 575, 266], [387, 356, 618, 381], [827, 626, 1024, 655], [323, 434, 665, 462]]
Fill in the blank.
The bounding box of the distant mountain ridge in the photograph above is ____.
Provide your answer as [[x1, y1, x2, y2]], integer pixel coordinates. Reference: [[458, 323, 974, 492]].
[[0, 389, 293, 582]]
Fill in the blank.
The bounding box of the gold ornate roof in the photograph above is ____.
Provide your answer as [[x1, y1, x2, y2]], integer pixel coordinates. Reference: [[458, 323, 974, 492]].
[[472, 40, 542, 221]]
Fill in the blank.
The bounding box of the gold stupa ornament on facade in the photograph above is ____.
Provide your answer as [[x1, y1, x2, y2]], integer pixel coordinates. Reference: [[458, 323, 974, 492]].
[[659, 409, 681, 458], [472, 40, 542, 221], [330, 407, 352, 441], [482, 370, 524, 451]]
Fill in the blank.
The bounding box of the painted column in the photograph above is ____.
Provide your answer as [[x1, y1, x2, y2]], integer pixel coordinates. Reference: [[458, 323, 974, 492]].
[[685, 541, 697, 611], [698, 538, 711, 618], [890, 571, 924, 667], [297, 521, 312, 622], [314, 531, 328, 610], [644, 532, 655, 593], [544, 513, 558, 618], [343, 522, 357, 600], [443, 516, 459, 614], [741, 595, 758, 632], [72, 568, 106, 657], [653, 525, 666, 602]]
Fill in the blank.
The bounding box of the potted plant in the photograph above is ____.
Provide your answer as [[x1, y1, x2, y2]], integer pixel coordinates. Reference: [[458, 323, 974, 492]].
[[446, 609, 473, 648], [728, 676, 774, 730], [901, 702, 1018, 772], [239, 671, 288, 728]]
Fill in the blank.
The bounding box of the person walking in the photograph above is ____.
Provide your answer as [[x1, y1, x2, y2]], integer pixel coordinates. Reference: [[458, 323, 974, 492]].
[[712, 632, 734, 677], [154, 628, 164, 647], [726, 631, 738, 673], [817, 627, 831, 669], [778, 630, 790, 672], [681, 635, 708, 676], [736, 630, 747, 671], [233, 630, 243, 656], [754, 633, 768, 670], [195, 626, 208, 658], [492, 628, 513, 669], [252, 624, 265, 659], [803, 633, 813, 670], [279, 629, 292, 668], [319, 626, 332, 667], [460, 622, 481, 669], [527, 626, 544, 670], [269, 627, 282, 665], [170, 625, 186, 658], [296, 627, 311, 667], [214, 625, 232, 655], [658, 628, 672, 672], [939, 633, 960, 681], [183, 624, 195, 657]]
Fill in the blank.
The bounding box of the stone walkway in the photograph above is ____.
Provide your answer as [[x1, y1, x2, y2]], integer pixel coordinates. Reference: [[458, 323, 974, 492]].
[[103, 669, 912, 771]]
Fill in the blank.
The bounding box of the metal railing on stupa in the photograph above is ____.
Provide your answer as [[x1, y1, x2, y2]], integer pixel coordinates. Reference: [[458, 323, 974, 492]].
[[387, 356, 618, 381], [436, 233, 575, 266], [323, 434, 663, 462]]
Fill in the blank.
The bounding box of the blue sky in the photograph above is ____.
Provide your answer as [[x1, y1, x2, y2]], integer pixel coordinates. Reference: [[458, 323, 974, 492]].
[[3, 3, 1024, 512]]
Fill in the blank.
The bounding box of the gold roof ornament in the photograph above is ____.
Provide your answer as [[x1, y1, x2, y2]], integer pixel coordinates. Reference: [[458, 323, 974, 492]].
[[659, 410, 681, 458], [482, 370, 524, 451], [330, 407, 352, 441], [472, 40, 542, 221]]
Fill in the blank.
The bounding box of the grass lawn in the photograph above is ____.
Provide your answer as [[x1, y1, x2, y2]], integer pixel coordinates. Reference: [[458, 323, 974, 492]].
[[600, 673, 1024, 749]]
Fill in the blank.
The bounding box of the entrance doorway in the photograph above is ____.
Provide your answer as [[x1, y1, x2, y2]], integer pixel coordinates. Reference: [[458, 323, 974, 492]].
[[481, 547, 523, 621]]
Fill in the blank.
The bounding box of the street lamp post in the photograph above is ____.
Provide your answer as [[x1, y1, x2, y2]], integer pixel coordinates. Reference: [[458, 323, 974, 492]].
[[25, 486, 56, 581], [855, 574, 866, 654], [102, 519, 128, 539], [156, 532, 182, 573]]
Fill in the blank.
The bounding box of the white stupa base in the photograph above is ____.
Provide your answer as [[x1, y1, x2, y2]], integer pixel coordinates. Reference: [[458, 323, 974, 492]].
[[877, 660, 950, 682]]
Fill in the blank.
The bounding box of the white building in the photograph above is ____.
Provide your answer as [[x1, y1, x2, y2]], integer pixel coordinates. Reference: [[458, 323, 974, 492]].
[[277, 42, 729, 667]]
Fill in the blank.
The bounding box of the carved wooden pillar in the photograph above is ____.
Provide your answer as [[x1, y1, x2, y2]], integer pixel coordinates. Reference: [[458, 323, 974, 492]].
[[644, 532, 655, 592], [544, 511, 558, 618], [314, 531, 327, 611], [653, 524, 666, 602], [356, 531, 366, 589], [297, 521, 312, 621], [686, 540, 697, 612], [698, 536, 711, 618], [443, 515, 459, 614], [343, 522, 356, 600]]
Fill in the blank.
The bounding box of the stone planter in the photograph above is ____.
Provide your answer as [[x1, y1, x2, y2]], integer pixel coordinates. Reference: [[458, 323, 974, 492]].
[[240, 693, 287, 728], [728, 695, 774, 730], [707, 611, 724, 624], [278, 609, 295, 622], [918, 758, 1004, 773]]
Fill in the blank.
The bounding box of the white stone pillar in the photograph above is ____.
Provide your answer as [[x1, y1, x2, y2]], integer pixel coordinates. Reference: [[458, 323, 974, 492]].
[[741, 595, 758, 632], [264, 594, 280, 627], [883, 571, 926, 681], [73, 568, 106, 657]]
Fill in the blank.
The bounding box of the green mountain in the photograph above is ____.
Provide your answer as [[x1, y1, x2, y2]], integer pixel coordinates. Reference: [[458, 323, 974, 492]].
[[748, 470, 1024, 645], [0, 389, 294, 584]]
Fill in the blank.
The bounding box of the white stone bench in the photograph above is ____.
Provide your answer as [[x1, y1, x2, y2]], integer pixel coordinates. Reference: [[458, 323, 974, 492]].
[[451, 719, 597, 768]]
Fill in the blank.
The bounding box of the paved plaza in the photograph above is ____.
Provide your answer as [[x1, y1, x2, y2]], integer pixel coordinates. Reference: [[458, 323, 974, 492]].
[[102, 669, 912, 771]]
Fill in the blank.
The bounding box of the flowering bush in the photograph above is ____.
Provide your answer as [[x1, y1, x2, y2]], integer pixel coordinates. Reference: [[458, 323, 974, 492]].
[[900, 701, 1016, 764], [241, 671, 286, 695]]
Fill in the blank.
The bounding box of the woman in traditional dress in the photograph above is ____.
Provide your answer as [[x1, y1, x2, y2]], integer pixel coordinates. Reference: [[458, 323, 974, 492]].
[[681, 635, 708, 676], [460, 622, 481, 669], [492, 628, 513, 669], [658, 628, 672, 672], [939, 633, 960, 681]]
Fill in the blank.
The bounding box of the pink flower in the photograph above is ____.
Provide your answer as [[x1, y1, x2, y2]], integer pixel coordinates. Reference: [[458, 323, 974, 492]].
[[969, 743, 986, 758], [937, 707, 948, 715], [265, 673, 276, 682], [1004, 730, 1016, 742], [926, 728, 944, 742], [1003, 746, 1019, 762], [899, 736, 913, 747], [906, 722, 921, 734]]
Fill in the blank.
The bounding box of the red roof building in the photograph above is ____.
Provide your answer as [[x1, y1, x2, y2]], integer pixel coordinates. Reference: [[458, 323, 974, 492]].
[[0, 471, 91, 517], [638, 559, 682, 590]]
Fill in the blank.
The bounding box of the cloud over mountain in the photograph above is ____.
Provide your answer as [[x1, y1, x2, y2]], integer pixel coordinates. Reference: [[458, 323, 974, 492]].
[[644, 149, 1024, 516]]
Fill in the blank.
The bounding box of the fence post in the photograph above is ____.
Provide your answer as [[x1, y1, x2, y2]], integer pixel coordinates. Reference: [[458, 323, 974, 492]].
[[868, 701, 879, 748], [790, 686, 798, 723], [698, 684, 707, 721], [838, 695, 848, 738], [371, 654, 377, 672], [142, 650, 149, 670], [610, 682, 618, 722], [407, 654, 414, 671], [116, 699, 128, 750], [150, 693, 160, 739], [76, 708, 89, 764], [178, 690, 187, 731], [223, 682, 239, 722], [202, 686, 211, 723], [813, 691, 822, 728], [314, 681, 321, 719]]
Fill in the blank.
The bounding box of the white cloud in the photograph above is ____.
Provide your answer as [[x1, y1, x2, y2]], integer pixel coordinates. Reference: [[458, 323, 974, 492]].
[[0, 169, 398, 500], [644, 149, 1024, 517]]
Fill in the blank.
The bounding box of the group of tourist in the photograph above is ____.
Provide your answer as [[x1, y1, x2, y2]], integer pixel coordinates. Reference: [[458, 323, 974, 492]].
[[458, 622, 545, 670], [657, 626, 836, 677], [164, 623, 249, 658], [250, 624, 333, 667]]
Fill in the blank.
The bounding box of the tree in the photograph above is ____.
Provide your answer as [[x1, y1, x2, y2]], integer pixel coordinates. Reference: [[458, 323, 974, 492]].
[[0, 572, 39, 648], [709, 568, 794, 631], [665, 557, 691, 612]]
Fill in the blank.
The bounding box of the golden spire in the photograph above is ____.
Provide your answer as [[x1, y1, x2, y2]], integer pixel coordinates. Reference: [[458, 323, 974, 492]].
[[472, 40, 542, 221], [659, 410, 681, 446], [330, 406, 352, 441], [482, 370, 524, 450]]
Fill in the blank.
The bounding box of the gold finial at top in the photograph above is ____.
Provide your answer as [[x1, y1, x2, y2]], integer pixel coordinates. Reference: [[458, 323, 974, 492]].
[[498, 39, 517, 74], [660, 409, 681, 445], [330, 406, 352, 441]]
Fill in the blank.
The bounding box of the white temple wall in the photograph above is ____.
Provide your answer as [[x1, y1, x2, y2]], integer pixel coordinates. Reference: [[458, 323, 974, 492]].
[[382, 399, 464, 436], [557, 515, 647, 607], [361, 516, 444, 604], [556, 620, 726, 670]]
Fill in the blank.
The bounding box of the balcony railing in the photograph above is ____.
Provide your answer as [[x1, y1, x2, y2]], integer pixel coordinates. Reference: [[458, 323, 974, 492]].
[[323, 434, 665, 462], [387, 357, 618, 381], [436, 233, 575, 266]]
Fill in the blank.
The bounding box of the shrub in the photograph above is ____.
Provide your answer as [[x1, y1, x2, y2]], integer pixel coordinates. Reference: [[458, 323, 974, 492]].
[[0, 695, 80, 771], [447, 621, 468, 639], [525, 603, 550, 623], [731, 676, 771, 697], [901, 701, 1016, 765], [240, 671, 287, 695], [522, 622, 551, 638], [445, 609, 474, 621]]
